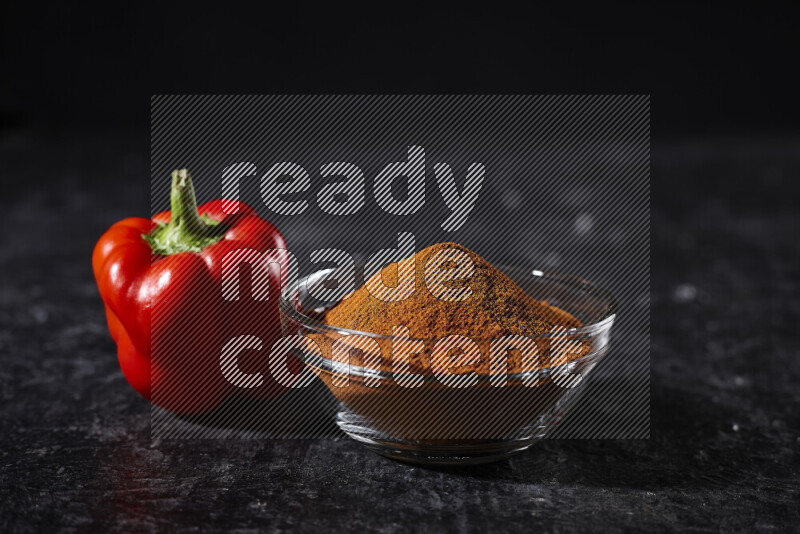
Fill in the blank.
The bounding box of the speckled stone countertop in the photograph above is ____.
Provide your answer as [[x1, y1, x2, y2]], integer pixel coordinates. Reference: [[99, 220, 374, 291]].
[[1, 133, 798, 532]]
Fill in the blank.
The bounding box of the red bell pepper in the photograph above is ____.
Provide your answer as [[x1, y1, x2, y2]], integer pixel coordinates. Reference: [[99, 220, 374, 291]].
[[92, 169, 293, 414]]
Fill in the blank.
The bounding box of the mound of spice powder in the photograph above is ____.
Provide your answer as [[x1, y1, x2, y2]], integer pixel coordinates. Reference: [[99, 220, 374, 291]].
[[325, 243, 581, 339]]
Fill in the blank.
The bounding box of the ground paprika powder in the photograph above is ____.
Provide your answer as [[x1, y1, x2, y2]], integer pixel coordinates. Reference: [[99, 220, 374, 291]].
[[299, 243, 591, 441], [324, 242, 583, 372]]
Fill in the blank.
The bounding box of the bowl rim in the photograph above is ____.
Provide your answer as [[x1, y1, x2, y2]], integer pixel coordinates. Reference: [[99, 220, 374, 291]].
[[279, 266, 617, 342], [279, 267, 616, 382]]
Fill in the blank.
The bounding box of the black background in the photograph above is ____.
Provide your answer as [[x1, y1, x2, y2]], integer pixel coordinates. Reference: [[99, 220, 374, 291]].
[[2, 3, 797, 136], [1, 3, 799, 532]]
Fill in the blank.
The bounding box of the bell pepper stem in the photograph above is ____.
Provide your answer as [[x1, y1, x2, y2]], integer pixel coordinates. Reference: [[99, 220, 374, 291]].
[[169, 169, 207, 237], [143, 169, 226, 255]]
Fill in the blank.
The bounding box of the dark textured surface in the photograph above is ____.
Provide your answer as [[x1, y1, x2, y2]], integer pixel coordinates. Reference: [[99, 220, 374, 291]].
[[1, 132, 798, 532]]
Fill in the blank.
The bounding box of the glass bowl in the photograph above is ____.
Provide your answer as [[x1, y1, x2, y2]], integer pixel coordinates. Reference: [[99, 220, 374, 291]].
[[279, 267, 616, 465]]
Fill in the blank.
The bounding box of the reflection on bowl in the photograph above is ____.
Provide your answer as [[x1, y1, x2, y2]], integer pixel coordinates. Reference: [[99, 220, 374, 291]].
[[279, 267, 615, 465]]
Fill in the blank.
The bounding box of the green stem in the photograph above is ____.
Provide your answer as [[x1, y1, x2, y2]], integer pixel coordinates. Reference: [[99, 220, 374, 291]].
[[143, 169, 226, 255]]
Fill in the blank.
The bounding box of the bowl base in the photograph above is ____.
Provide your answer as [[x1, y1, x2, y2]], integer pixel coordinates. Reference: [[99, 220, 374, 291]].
[[337, 411, 545, 465]]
